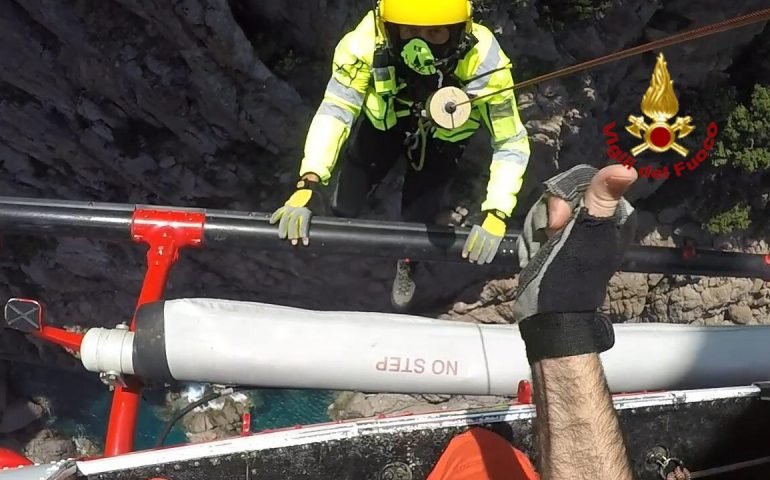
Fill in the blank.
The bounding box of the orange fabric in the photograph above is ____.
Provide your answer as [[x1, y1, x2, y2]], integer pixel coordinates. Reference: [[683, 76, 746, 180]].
[[427, 427, 539, 480]]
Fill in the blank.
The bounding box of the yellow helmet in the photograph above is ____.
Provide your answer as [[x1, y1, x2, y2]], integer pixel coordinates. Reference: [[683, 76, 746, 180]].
[[379, 0, 472, 31]]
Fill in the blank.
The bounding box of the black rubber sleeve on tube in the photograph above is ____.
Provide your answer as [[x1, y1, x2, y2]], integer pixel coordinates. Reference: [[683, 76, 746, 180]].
[[133, 301, 174, 382]]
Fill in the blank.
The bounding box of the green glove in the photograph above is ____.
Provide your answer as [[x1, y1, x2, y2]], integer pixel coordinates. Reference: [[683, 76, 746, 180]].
[[269, 178, 325, 246], [462, 211, 507, 264]]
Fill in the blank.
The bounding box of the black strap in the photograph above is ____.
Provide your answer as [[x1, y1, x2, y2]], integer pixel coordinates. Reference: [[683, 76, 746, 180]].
[[518, 312, 615, 365], [296, 176, 327, 214]]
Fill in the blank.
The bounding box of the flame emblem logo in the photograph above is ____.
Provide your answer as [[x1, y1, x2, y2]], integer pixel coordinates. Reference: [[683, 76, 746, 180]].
[[626, 53, 695, 157]]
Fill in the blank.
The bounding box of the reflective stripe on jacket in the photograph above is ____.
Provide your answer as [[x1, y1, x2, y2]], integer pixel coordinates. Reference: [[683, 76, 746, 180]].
[[299, 11, 531, 217]]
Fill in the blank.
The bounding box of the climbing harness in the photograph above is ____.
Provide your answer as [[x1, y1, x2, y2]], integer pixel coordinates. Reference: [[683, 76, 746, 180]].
[[403, 86, 471, 171], [404, 116, 430, 171], [423, 6, 770, 128]]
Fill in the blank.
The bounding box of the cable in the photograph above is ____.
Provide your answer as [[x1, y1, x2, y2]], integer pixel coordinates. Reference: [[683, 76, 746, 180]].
[[155, 386, 251, 447], [455, 6, 770, 107], [689, 456, 770, 478]]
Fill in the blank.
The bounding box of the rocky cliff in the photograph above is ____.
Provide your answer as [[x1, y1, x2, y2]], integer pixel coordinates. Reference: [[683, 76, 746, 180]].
[[1, 0, 769, 454]]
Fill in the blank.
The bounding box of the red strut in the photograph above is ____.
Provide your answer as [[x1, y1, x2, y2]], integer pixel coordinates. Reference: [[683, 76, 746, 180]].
[[0, 448, 32, 468], [103, 209, 204, 456]]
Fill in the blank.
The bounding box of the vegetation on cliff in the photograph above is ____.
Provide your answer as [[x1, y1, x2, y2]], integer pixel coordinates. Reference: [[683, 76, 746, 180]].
[[699, 83, 770, 235]]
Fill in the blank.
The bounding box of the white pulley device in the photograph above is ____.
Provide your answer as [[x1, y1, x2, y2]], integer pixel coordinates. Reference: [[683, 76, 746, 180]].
[[426, 87, 472, 129]]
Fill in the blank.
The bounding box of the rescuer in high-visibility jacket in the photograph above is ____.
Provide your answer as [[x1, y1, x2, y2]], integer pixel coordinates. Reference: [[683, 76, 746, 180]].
[[270, 0, 531, 311]]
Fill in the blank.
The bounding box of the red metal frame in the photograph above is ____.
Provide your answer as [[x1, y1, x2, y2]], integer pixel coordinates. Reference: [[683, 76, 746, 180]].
[[516, 380, 533, 404], [33, 326, 85, 351], [682, 245, 696, 261], [241, 412, 252, 436], [103, 209, 205, 456], [0, 448, 33, 468]]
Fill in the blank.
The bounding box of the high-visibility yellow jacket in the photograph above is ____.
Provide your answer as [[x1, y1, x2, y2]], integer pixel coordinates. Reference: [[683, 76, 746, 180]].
[[299, 11, 531, 217]]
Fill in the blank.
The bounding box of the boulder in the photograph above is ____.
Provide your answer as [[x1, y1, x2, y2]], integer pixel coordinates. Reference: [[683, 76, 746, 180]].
[[23, 429, 77, 464], [727, 304, 754, 325]]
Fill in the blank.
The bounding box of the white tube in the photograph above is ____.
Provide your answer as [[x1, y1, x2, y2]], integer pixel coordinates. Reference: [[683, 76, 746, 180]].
[[602, 323, 770, 392], [79, 299, 770, 395], [80, 327, 135, 375], [160, 299, 522, 395]]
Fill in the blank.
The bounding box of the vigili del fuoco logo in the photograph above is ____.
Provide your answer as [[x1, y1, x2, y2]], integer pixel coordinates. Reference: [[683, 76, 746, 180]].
[[603, 53, 719, 179]]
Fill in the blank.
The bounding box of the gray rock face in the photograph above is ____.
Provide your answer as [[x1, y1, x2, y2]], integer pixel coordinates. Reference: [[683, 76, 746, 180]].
[[161, 387, 260, 443], [608, 273, 761, 324], [604, 273, 649, 321], [328, 391, 513, 422], [0, 400, 44, 434], [22, 429, 77, 464]]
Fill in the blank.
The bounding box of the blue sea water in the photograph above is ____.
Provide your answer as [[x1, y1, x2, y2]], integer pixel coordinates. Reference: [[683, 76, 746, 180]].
[[15, 366, 334, 451]]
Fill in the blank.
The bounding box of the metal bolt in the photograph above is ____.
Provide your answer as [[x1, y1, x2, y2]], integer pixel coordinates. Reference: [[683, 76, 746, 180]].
[[100, 370, 127, 389], [646, 445, 669, 471], [380, 462, 412, 480]]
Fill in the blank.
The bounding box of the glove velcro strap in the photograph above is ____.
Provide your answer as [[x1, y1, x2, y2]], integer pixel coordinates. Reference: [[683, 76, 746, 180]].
[[518, 312, 615, 365], [295, 178, 326, 214], [483, 209, 508, 220]]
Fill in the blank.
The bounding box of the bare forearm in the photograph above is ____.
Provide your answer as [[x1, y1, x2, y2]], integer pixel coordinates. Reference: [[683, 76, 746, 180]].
[[531, 353, 633, 480]]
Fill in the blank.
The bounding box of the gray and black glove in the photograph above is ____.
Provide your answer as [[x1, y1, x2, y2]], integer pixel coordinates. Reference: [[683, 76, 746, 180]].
[[513, 164, 637, 364]]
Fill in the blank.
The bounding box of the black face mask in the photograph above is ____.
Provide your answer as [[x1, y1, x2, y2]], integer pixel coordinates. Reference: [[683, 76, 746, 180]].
[[426, 38, 454, 59]]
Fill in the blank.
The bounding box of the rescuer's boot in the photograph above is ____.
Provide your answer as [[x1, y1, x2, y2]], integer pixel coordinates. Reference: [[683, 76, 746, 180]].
[[391, 258, 416, 312]]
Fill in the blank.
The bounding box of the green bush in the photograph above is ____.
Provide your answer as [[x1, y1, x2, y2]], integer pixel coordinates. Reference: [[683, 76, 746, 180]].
[[703, 203, 751, 235], [712, 84, 770, 172], [694, 83, 770, 235]]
